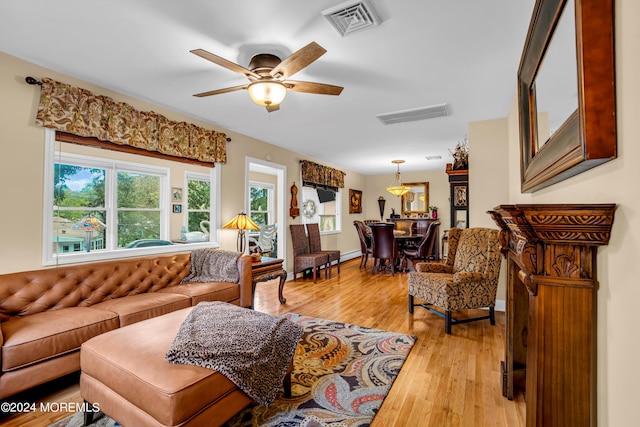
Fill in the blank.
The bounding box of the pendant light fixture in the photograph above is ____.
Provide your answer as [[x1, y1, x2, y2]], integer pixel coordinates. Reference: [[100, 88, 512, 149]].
[[386, 160, 410, 197]]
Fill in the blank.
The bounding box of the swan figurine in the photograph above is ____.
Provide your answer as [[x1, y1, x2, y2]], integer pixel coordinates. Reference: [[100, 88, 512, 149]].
[[184, 220, 210, 242]]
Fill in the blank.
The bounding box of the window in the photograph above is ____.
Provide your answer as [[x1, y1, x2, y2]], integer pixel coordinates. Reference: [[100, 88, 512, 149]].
[[249, 182, 274, 227], [43, 130, 220, 265], [300, 185, 341, 233], [50, 152, 167, 255], [186, 173, 211, 233], [117, 170, 162, 246]]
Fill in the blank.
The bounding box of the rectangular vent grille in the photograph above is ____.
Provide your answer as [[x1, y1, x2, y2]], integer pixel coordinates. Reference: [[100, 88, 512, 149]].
[[321, 0, 380, 36], [376, 103, 452, 125]]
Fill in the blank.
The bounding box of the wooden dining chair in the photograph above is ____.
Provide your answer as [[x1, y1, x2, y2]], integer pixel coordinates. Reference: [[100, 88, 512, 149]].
[[401, 221, 440, 270], [353, 220, 373, 270], [369, 222, 400, 276]]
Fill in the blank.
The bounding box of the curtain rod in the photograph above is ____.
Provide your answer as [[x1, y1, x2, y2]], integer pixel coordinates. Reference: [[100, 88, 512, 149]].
[[25, 76, 42, 86]]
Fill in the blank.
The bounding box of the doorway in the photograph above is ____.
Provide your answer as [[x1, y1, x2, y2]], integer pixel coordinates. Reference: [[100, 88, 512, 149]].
[[245, 157, 287, 263]]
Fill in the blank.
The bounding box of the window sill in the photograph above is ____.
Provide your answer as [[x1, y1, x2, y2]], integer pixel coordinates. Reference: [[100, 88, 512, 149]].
[[44, 241, 219, 266]]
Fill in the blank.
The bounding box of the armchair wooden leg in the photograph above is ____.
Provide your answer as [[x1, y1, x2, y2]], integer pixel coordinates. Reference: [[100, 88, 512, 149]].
[[408, 295, 414, 313], [489, 307, 496, 325], [445, 310, 452, 334]]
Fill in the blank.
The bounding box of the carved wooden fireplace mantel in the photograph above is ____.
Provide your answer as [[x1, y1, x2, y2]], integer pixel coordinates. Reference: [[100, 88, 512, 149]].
[[489, 204, 615, 427]]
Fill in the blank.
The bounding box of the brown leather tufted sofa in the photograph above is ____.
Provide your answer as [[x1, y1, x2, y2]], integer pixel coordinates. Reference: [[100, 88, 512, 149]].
[[0, 252, 252, 400]]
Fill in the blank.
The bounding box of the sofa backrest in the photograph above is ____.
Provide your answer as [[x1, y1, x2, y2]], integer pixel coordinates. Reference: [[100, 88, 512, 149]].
[[0, 253, 192, 321]]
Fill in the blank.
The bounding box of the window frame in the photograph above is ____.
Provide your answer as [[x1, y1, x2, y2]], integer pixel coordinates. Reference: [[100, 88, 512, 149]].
[[185, 171, 212, 234], [299, 184, 342, 235], [43, 129, 217, 265], [249, 180, 275, 227]]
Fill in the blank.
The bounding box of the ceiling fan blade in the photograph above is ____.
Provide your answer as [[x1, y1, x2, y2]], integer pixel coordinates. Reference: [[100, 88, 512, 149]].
[[193, 84, 247, 98], [270, 42, 327, 79], [190, 49, 260, 80], [285, 80, 344, 96], [266, 104, 280, 113]]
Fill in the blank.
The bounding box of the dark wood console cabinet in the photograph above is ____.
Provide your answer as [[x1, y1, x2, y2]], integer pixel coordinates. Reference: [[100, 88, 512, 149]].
[[489, 204, 615, 427], [446, 166, 469, 228]]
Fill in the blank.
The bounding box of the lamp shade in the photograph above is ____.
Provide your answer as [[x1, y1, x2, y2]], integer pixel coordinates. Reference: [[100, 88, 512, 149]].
[[222, 211, 260, 253], [247, 81, 287, 107], [386, 160, 410, 197], [222, 212, 260, 231], [386, 185, 410, 197]]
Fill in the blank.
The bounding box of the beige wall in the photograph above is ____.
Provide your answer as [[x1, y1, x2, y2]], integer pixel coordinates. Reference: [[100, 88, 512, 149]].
[[0, 51, 378, 274], [363, 170, 450, 224], [490, 1, 637, 424], [2, 1, 637, 421]]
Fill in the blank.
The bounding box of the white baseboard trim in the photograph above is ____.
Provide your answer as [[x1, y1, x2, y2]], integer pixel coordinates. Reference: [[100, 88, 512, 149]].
[[495, 299, 505, 312], [340, 250, 362, 262]]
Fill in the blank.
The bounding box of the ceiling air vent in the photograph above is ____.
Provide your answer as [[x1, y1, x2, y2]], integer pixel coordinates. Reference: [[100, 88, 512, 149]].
[[321, 0, 380, 37], [376, 103, 452, 125]]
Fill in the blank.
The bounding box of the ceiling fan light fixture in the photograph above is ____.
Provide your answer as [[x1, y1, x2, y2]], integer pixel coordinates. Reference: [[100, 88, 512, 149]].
[[247, 81, 287, 107]]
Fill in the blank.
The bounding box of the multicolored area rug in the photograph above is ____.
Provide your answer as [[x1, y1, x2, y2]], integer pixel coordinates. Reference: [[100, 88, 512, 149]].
[[225, 313, 416, 427], [49, 314, 415, 427]]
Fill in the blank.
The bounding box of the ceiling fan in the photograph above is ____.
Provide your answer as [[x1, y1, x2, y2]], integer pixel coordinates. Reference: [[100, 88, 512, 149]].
[[191, 41, 343, 112]]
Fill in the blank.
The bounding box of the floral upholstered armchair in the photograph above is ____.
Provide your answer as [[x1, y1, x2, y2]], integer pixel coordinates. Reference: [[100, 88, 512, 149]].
[[407, 227, 503, 334]]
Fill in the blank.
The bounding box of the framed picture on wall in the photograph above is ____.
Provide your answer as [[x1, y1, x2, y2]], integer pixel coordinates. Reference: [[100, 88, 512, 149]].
[[349, 189, 362, 214], [172, 204, 182, 213], [453, 185, 467, 207], [171, 187, 183, 202]]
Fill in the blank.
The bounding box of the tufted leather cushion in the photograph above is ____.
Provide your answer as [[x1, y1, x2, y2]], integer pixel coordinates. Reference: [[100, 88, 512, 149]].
[[156, 281, 240, 306], [0, 254, 191, 321], [1, 307, 118, 371], [90, 293, 191, 326]]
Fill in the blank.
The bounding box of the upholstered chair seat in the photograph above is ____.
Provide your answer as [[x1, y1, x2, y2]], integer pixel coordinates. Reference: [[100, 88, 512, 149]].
[[289, 224, 329, 283], [306, 223, 340, 277], [408, 227, 502, 334]]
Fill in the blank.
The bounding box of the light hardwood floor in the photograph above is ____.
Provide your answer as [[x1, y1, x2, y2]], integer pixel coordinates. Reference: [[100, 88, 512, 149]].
[[0, 257, 525, 427]]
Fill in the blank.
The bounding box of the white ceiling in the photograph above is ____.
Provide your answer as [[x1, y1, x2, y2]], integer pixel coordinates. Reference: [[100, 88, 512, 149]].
[[0, 0, 535, 175]]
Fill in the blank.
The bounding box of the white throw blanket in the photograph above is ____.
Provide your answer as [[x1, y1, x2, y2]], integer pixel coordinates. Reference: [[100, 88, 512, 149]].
[[165, 302, 303, 406], [181, 248, 241, 284]]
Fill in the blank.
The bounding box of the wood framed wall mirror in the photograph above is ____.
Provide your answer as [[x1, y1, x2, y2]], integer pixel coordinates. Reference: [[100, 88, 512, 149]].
[[518, 0, 616, 192], [401, 182, 429, 216]]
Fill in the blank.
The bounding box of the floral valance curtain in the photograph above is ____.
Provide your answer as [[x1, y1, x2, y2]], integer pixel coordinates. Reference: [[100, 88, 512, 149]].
[[300, 160, 345, 190], [35, 78, 227, 164]]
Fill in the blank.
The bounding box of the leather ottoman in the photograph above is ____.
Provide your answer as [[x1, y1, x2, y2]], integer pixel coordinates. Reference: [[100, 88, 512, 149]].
[[80, 307, 253, 427]]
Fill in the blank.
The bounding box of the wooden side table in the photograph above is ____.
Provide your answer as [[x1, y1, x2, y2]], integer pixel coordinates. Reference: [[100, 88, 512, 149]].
[[251, 256, 287, 308]]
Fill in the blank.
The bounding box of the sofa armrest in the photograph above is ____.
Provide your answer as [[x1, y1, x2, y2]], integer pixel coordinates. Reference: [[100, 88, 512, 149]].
[[236, 254, 253, 308]]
